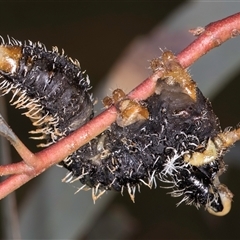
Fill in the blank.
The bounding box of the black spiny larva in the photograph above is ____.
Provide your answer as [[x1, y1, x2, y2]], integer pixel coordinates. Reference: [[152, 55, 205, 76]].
[[0, 37, 94, 147], [0, 37, 237, 216]]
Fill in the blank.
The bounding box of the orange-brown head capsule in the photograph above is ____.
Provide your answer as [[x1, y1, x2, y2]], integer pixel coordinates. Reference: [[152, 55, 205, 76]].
[[112, 88, 126, 102], [102, 96, 114, 108], [0, 45, 22, 74], [116, 99, 149, 127]]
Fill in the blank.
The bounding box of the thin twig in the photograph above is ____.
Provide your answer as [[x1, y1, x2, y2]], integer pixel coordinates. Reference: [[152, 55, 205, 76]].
[[178, 12, 240, 68]]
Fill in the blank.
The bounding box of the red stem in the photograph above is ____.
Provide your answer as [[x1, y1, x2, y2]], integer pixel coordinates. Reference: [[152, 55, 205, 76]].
[[0, 12, 240, 200], [178, 12, 240, 67]]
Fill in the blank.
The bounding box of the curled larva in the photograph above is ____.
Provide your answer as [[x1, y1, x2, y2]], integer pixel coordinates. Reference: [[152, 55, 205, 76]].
[[0, 38, 236, 216]]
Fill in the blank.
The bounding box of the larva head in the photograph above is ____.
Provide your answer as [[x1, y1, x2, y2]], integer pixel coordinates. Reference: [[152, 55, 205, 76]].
[[207, 184, 233, 216], [0, 45, 22, 74]]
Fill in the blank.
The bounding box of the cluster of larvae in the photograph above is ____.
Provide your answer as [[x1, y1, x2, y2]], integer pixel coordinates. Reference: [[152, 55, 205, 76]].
[[0, 38, 238, 216]]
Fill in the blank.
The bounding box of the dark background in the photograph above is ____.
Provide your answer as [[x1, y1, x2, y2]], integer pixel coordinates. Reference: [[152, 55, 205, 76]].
[[0, 1, 240, 239]]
